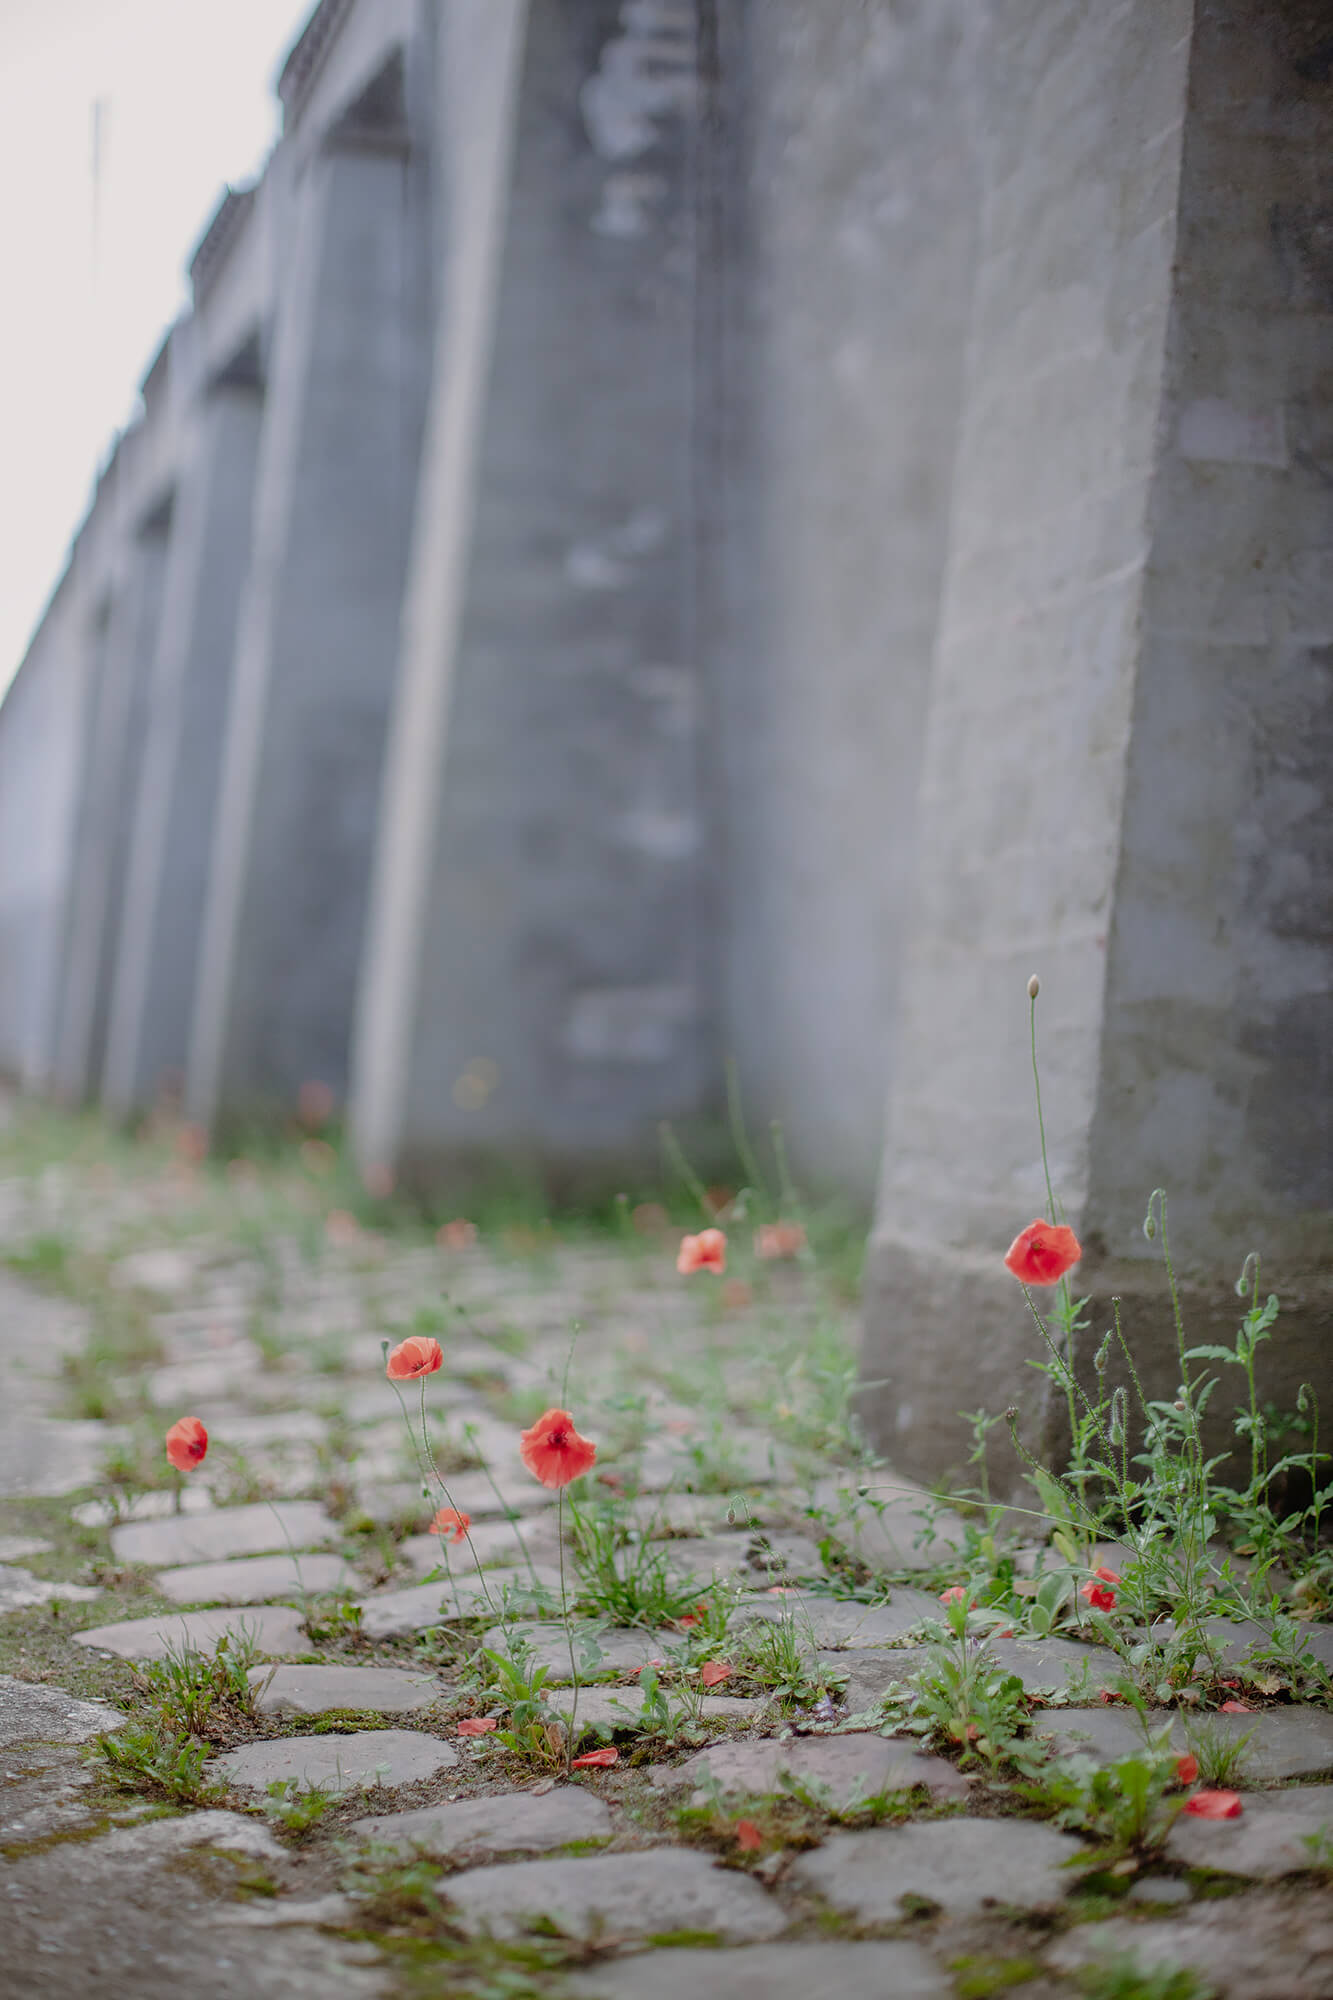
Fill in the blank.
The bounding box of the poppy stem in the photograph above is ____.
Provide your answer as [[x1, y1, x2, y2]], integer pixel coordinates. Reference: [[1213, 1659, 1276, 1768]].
[[388, 1376, 462, 1618], [1029, 989, 1058, 1228], [558, 1487, 578, 1774]]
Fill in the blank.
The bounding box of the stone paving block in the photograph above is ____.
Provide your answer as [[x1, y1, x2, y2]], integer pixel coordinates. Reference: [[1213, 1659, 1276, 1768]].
[[650, 1730, 969, 1805], [110, 1499, 338, 1567], [552, 1685, 763, 1734], [73, 1487, 216, 1528], [212, 1728, 459, 1797], [809, 1475, 967, 1572], [574, 1942, 952, 2000], [815, 1646, 932, 1711], [1032, 1704, 1333, 1782], [1154, 1614, 1333, 1674], [0, 1675, 124, 1747], [439, 1847, 785, 1944], [0, 1418, 131, 1498], [212, 1894, 357, 1928], [399, 1514, 562, 1576], [205, 1410, 328, 1447], [0, 1562, 100, 1612], [791, 1818, 1086, 1916], [1166, 1782, 1333, 1877], [0, 1746, 109, 1846], [986, 1634, 1123, 1694], [353, 1786, 613, 1859], [74, 1603, 308, 1661], [157, 1551, 356, 1605], [248, 1664, 446, 1718], [734, 1588, 938, 1649], [148, 1346, 264, 1407], [110, 1248, 199, 1297], [99, 1808, 285, 1862], [1045, 1892, 1333, 1998], [361, 1566, 560, 1636], [481, 1623, 677, 1681], [0, 1535, 53, 1561]]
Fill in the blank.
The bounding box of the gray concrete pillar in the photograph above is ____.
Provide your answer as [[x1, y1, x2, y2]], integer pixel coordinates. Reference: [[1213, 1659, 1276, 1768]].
[[861, 0, 1333, 1491], [103, 361, 264, 1118], [710, 0, 979, 1203], [49, 504, 172, 1103], [352, 0, 713, 1190], [187, 74, 430, 1128], [0, 568, 90, 1088]]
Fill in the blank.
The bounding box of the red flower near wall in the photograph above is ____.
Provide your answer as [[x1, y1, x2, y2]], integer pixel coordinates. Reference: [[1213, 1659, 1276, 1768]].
[[1004, 1220, 1082, 1285]]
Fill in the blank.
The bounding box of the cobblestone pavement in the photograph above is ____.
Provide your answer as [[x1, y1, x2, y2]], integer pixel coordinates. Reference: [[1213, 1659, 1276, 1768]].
[[1, 1122, 1332, 1998]]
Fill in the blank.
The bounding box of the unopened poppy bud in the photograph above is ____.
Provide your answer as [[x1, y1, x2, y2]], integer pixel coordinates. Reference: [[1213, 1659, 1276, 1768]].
[[1027, 974, 1040, 999]]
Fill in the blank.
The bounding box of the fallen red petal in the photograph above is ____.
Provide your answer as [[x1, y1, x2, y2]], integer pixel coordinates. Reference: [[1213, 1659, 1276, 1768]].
[[1219, 1700, 1252, 1713], [1184, 1789, 1243, 1819], [735, 1819, 763, 1851], [457, 1717, 499, 1736], [700, 1661, 733, 1688], [571, 1747, 619, 1768]]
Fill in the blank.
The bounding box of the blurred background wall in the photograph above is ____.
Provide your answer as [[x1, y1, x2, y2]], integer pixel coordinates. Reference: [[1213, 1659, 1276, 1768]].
[[1, 0, 1328, 1482]]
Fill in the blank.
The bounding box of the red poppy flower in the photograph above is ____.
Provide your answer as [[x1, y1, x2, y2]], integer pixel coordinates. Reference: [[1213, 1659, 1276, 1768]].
[[677, 1229, 727, 1276], [430, 1507, 471, 1544], [571, 1746, 618, 1768], [735, 1819, 763, 1851], [457, 1717, 498, 1737], [519, 1408, 597, 1488], [1079, 1567, 1120, 1612], [1184, 1790, 1243, 1819], [385, 1336, 444, 1381], [939, 1585, 968, 1605], [165, 1416, 208, 1472], [1004, 1220, 1083, 1286], [1175, 1753, 1199, 1784], [754, 1222, 806, 1261], [700, 1662, 733, 1688], [1219, 1699, 1252, 1713]]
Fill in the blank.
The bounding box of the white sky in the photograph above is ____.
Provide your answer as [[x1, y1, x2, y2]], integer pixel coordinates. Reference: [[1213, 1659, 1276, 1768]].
[[0, 0, 318, 694]]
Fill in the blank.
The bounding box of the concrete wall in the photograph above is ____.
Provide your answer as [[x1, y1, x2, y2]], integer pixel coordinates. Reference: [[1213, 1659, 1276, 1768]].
[[188, 61, 431, 1124], [861, 0, 1333, 1490], [862, 0, 1197, 1483], [0, 569, 88, 1084], [353, 0, 715, 1189], [713, 0, 978, 1201], [104, 365, 265, 1116]]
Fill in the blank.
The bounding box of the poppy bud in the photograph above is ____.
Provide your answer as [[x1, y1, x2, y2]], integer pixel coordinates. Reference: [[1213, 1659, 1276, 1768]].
[[1027, 975, 1040, 999]]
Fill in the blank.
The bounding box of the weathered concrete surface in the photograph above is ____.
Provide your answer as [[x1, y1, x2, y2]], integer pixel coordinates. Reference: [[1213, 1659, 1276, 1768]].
[[49, 505, 172, 1104], [576, 1943, 952, 2000], [212, 1727, 458, 1796], [73, 1603, 308, 1662], [188, 64, 430, 1125], [440, 1846, 786, 1945], [791, 1819, 1086, 1917], [713, 0, 978, 1202], [103, 368, 264, 1117], [351, 0, 714, 1191], [352, 1785, 613, 1859], [0, 1678, 123, 1748], [861, 0, 1333, 1489]]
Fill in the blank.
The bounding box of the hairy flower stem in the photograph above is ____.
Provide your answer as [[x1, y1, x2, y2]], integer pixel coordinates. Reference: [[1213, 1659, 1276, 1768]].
[[465, 1425, 541, 1589], [558, 1488, 578, 1775], [1028, 988, 1080, 1459]]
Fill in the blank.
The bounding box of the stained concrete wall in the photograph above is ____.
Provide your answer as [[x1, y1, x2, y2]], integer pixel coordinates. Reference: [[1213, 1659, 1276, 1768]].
[[187, 67, 431, 1125], [353, 0, 715, 1188], [0, 569, 88, 1085], [712, 0, 978, 1201], [103, 367, 265, 1116], [861, 0, 1333, 1491], [48, 494, 173, 1104]]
